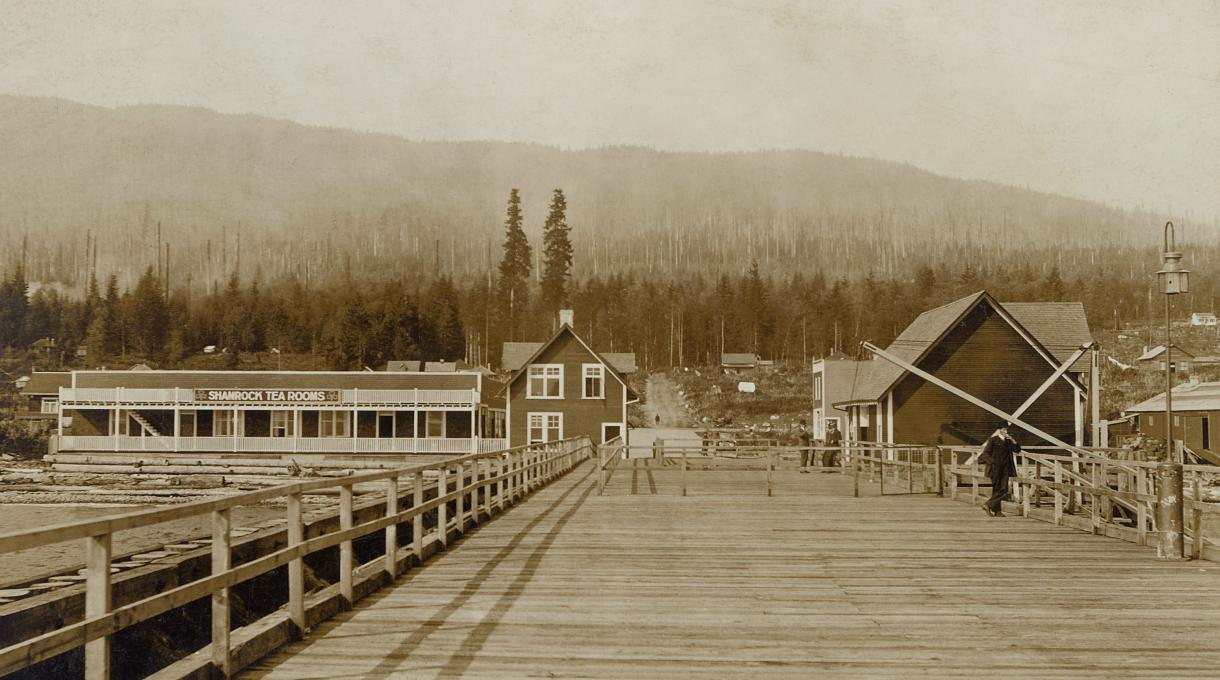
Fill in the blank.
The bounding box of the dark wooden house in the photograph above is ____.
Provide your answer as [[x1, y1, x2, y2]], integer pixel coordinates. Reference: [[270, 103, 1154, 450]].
[[501, 318, 638, 447], [831, 291, 1094, 447], [1123, 382, 1220, 464]]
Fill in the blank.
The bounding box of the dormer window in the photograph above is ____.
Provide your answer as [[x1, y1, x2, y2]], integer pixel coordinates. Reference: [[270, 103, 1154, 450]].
[[527, 364, 563, 399], [582, 364, 604, 399]]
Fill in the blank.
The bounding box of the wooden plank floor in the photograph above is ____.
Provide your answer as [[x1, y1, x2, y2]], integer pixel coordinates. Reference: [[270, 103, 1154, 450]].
[[241, 460, 1220, 679]]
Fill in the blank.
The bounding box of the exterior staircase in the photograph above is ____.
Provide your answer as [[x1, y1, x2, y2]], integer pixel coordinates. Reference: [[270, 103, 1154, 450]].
[[128, 410, 163, 437]]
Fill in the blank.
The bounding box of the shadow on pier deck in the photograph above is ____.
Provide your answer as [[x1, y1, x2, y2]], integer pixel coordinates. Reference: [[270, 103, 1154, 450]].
[[241, 460, 1220, 679]]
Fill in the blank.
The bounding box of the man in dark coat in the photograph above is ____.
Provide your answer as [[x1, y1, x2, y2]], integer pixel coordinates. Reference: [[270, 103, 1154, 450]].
[[979, 426, 1020, 516]]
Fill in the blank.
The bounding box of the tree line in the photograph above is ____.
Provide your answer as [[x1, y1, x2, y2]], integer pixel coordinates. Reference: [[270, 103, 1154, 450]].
[[1, 188, 1215, 374]]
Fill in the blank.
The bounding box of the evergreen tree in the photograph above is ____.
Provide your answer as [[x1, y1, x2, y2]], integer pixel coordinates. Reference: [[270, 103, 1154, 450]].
[[540, 188, 573, 319], [101, 274, 122, 356], [0, 265, 28, 347], [130, 266, 170, 359], [1042, 265, 1067, 301], [425, 275, 465, 360], [496, 189, 532, 341]]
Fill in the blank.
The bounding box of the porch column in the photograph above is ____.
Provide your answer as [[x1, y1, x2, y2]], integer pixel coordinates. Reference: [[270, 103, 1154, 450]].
[[232, 407, 239, 453], [471, 405, 478, 454], [293, 409, 301, 453], [886, 393, 895, 446], [352, 388, 359, 454], [173, 406, 180, 452]]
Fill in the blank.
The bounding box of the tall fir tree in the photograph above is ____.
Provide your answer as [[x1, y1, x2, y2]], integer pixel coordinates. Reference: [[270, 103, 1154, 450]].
[[496, 189, 532, 341], [540, 188, 573, 320], [130, 266, 170, 359]]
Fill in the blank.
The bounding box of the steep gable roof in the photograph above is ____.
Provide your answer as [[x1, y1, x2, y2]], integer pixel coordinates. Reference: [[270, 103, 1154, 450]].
[[502, 342, 636, 375], [1137, 345, 1195, 361], [837, 291, 1092, 405], [1003, 302, 1093, 371], [502, 325, 638, 402], [1125, 380, 1220, 413]]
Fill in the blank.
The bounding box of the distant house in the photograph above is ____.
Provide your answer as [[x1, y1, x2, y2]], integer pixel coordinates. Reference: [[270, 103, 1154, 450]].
[[1136, 345, 1194, 373], [31, 337, 56, 356], [1124, 382, 1220, 464], [829, 291, 1094, 447], [16, 371, 71, 434], [721, 353, 760, 373], [501, 312, 638, 446], [1191, 312, 1218, 327]]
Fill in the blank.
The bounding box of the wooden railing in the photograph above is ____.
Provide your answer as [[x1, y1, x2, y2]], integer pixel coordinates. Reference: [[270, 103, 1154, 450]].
[[945, 446, 1220, 560], [56, 435, 506, 455], [0, 437, 593, 679], [595, 436, 625, 495], [847, 442, 945, 498], [60, 387, 480, 407]]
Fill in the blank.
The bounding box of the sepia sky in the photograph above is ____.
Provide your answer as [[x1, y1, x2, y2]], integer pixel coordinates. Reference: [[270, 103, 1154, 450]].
[[2, 0, 1218, 222]]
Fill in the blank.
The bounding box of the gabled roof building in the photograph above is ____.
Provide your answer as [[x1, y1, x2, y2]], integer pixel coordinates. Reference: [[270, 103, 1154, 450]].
[[828, 291, 1095, 447]]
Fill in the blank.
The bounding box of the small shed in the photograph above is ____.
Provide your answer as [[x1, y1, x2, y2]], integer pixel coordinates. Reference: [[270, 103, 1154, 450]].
[[721, 353, 760, 373]]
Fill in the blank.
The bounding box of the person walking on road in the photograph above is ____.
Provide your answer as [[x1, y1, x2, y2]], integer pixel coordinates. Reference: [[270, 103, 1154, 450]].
[[980, 426, 1020, 517]]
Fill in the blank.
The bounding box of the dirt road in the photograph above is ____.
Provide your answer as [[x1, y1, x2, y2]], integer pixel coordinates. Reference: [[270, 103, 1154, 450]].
[[642, 372, 691, 428]]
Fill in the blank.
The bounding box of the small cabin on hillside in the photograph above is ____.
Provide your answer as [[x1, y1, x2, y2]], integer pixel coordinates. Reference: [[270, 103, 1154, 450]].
[[501, 312, 638, 446], [830, 291, 1095, 447], [1137, 345, 1195, 373], [721, 353, 760, 373]]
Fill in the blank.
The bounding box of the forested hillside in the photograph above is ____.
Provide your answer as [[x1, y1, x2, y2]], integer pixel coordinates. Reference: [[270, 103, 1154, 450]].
[[2, 96, 1217, 391], [0, 95, 1186, 296]]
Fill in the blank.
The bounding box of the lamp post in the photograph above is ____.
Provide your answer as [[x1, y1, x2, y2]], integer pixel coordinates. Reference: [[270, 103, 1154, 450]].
[[1155, 221, 1189, 559]]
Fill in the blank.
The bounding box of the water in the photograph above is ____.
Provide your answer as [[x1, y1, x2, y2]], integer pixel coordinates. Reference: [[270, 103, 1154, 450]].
[[0, 504, 284, 585]]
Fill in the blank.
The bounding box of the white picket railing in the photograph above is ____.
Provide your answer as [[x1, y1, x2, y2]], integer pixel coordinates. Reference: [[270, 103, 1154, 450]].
[[57, 435, 506, 455]]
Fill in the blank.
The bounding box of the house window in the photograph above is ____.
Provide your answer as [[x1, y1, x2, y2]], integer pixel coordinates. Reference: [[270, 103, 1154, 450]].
[[319, 411, 350, 438], [271, 410, 294, 438], [583, 364, 604, 399], [215, 410, 235, 437], [528, 364, 563, 398], [528, 413, 563, 443], [426, 411, 445, 438], [814, 375, 823, 401], [41, 398, 59, 414]]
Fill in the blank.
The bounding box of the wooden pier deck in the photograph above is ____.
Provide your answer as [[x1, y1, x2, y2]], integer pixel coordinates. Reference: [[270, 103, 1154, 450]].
[[241, 460, 1220, 679]]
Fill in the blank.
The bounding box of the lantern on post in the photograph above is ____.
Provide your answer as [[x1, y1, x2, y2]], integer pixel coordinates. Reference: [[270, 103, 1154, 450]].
[[1155, 220, 1188, 560]]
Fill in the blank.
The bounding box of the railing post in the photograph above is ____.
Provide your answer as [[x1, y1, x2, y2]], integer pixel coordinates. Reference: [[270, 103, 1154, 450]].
[[482, 457, 492, 519], [438, 466, 449, 548], [1053, 462, 1064, 526], [498, 452, 508, 509], [681, 449, 687, 497], [85, 532, 112, 680], [455, 462, 466, 534], [880, 451, 886, 496], [598, 445, 606, 495], [287, 490, 305, 636], [385, 476, 398, 579], [853, 449, 860, 498], [766, 449, 773, 497], [211, 508, 232, 677], [1156, 461, 1185, 560], [1193, 477, 1205, 559], [339, 484, 354, 605], [412, 471, 424, 563], [1137, 466, 1148, 545], [935, 448, 944, 497]]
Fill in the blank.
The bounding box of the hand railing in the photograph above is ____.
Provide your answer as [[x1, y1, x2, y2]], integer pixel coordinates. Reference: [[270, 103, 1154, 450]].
[[0, 437, 593, 679], [944, 445, 1220, 560]]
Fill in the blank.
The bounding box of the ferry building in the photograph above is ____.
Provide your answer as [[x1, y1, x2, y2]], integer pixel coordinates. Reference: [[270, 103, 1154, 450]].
[[53, 369, 507, 455]]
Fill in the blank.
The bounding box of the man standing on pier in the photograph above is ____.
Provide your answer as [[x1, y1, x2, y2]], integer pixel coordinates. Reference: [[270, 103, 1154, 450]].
[[980, 426, 1020, 517], [821, 420, 842, 471]]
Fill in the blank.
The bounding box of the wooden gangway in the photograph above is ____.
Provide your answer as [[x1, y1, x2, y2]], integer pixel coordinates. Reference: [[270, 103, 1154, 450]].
[[241, 458, 1220, 679]]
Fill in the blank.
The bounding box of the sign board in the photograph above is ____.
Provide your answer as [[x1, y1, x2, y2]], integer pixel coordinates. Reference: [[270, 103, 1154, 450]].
[[193, 389, 341, 403], [737, 381, 756, 393]]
